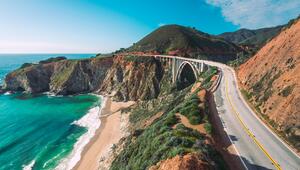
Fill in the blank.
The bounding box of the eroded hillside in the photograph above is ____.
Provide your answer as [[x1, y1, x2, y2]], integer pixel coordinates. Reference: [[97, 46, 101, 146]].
[[238, 18, 300, 149]]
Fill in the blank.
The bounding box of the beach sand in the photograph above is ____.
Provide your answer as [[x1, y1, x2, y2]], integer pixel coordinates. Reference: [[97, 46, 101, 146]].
[[74, 97, 135, 170]]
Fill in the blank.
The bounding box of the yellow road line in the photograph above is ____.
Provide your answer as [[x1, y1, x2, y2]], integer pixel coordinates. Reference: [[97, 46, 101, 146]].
[[224, 76, 282, 170]]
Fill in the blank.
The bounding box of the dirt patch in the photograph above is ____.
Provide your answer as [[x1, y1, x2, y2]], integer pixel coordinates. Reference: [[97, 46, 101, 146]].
[[149, 153, 211, 170], [143, 111, 164, 127], [176, 113, 206, 134]]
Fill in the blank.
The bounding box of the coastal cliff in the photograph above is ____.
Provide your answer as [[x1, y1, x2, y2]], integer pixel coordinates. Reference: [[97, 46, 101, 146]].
[[3, 57, 113, 95], [2, 55, 170, 101], [99, 55, 164, 101]]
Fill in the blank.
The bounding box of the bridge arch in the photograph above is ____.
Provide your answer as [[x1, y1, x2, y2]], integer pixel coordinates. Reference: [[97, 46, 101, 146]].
[[175, 61, 198, 90]]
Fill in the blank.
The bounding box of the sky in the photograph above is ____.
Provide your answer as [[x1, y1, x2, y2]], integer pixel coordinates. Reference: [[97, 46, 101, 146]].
[[0, 0, 299, 54]]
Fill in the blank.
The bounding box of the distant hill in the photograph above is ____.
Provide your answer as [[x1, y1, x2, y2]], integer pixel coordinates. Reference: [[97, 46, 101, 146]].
[[127, 24, 242, 63], [218, 25, 284, 48]]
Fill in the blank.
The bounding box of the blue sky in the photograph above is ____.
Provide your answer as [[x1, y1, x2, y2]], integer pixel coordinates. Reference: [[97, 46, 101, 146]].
[[0, 0, 299, 53]]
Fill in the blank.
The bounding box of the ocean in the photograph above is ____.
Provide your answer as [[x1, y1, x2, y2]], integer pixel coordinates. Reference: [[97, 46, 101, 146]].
[[0, 54, 102, 170]]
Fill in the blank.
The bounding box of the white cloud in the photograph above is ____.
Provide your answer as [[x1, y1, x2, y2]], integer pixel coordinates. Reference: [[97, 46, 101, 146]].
[[205, 0, 300, 29]]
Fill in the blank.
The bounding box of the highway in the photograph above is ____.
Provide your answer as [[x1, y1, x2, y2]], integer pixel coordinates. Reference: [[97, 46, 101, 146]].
[[141, 54, 300, 169], [205, 61, 300, 170]]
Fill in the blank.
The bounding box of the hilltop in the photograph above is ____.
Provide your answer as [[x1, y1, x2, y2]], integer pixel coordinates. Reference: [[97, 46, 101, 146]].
[[218, 25, 284, 48], [127, 24, 242, 63], [238, 17, 300, 150]]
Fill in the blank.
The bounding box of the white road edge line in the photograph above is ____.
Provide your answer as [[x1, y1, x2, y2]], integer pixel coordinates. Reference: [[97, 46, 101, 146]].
[[228, 67, 300, 159], [214, 71, 248, 170]]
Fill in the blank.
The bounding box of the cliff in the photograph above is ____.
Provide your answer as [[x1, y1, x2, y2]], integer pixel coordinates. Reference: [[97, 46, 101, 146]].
[[3, 57, 113, 95], [3, 55, 171, 101], [99, 55, 164, 101], [238, 18, 300, 149]]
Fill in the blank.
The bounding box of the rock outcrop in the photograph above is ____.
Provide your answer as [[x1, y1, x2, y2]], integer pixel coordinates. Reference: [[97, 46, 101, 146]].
[[238, 18, 300, 149], [3, 57, 113, 95], [99, 55, 164, 101], [3, 55, 171, 101]]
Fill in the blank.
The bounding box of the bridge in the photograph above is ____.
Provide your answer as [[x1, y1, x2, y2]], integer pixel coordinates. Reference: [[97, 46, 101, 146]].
[[152, 55, 209, 83]]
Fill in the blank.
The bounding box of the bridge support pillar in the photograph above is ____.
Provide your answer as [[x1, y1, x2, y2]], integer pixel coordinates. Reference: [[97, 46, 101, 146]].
[[172, 58, 176, 83]]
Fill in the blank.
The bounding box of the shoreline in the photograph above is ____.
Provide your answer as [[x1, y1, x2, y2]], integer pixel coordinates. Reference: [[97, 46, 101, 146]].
[[54, 95, 106, 170], [73, 97, 134, 170]]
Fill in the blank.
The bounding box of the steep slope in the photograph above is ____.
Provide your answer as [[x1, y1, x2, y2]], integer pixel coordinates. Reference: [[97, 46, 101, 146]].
[[128, 25, 242, 62], [110, 69, 227, 170], [3, 57, 113, 95], [3, 55, 168, 101], [99, 55, 164, 101], [237, 18, 300, 149], [219, 25, 283, 48]]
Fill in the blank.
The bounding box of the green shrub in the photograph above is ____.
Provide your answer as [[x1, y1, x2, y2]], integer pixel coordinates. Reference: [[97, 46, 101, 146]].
[[20, 63, 34, 69], [204, 122, 213, 134], [39, 56, 66, 64], [241, 89, 252, 100], [279, 85, 294, 97], [179, 96, 203, 125], [124, 55, 153, 63]]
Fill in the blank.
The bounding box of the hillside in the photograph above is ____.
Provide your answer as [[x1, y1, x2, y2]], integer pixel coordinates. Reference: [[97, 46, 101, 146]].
[[2, 55, 230, 169], [237, 18, 300, 149], [219, 25, 284, 48], [128, 25, 242, 63]]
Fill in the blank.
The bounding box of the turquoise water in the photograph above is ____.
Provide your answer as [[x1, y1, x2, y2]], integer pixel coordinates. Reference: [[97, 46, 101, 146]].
[[0, 54, 100, 170]]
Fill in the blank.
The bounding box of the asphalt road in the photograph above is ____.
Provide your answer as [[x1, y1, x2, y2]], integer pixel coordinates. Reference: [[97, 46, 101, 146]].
[[204, 61, 300, 170], [144, 55, 300, 169]]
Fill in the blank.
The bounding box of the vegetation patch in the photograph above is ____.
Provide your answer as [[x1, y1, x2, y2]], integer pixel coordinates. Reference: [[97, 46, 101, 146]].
[[39, 56, 66, 64], [279, 85, 295, 97], [111, 81, 226, 169], [241, 89, 252, 100], [251, 69, 281, 104], [199, 66, 218, 89], [20, 63, 35, 69], [50, 61, 78, 87], [179, 94, 203, 125], [124, 55, 153, 63]]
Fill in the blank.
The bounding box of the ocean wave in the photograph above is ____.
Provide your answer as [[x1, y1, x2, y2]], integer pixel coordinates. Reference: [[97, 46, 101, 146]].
[[43, 92, 64, 98], [55, 95, 106, 170], [22, 160, 35, 170], [4, 91, 12, 95]]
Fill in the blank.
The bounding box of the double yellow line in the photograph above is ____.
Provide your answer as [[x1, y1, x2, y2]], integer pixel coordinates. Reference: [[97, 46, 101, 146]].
[[224, 76, 282, 170]]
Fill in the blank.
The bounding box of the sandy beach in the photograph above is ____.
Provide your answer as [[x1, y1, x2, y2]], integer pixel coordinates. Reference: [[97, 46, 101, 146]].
[[73, 97, 135, 170]]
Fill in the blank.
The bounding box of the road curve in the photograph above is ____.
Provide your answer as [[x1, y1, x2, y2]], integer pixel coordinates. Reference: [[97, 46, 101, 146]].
[[140, 54, 300, 169], [204, 61, 300, 170]]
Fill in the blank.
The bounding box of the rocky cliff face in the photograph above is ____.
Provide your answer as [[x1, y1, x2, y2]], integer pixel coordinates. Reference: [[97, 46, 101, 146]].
[[99, 55, 166, 101], [3, 55, 171, 101], [4, 57, 113, 95], [238, 18, 300, 148]]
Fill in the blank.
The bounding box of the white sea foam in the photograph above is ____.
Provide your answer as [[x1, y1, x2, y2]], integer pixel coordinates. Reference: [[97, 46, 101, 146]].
[[4, 91, 12, 95], [43, 92, 64, 98], [22, 160, 35, 170], [55, 95, 106, 170]]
